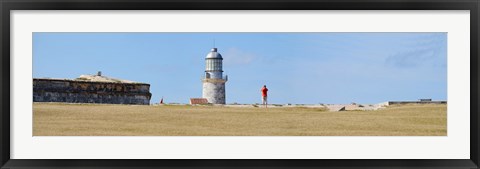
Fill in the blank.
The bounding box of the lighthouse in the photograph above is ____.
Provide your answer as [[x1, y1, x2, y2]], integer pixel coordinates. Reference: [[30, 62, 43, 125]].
[[202, 48, 228, 104]]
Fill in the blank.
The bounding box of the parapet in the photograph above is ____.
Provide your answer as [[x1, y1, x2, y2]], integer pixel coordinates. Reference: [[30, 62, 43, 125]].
[[33, 74, 152, 105]]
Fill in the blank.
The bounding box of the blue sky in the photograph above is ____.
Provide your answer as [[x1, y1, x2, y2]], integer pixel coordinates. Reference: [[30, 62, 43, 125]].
[[33, 32, 447, 104]]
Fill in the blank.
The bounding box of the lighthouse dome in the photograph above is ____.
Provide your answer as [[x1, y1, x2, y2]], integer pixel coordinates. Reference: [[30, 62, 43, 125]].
[[206, 48, 223, 59]]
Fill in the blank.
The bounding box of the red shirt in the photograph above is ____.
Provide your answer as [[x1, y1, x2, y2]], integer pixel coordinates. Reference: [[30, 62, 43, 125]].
[[261, 87, 268, 97]]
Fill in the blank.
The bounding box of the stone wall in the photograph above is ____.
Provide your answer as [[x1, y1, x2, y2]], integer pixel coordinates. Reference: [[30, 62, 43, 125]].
[[387, 101, 447, 105], [202, 79, 226, 104], [33, 78, 151, 105]]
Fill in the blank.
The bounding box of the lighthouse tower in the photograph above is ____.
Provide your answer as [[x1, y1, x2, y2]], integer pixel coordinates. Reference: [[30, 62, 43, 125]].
[[202, 48, 228, 104]]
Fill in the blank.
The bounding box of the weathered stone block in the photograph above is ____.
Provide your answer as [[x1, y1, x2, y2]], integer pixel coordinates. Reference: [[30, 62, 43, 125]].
[[33, 78, 151, 105]]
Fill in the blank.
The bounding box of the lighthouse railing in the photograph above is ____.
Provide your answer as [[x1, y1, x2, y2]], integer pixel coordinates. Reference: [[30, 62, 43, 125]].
[[201, 75, 228, 81]]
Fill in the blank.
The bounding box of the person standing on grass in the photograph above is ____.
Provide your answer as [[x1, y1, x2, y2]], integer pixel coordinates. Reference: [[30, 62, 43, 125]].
[[261, 85, 268, 108]]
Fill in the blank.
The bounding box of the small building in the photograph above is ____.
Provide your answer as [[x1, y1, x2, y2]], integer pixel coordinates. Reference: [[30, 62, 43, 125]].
[[190, 98, 209, 105], [33, 73, 152, 105]]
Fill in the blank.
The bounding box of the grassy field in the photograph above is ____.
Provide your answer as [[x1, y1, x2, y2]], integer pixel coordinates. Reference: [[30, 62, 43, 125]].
[[33, 103, 447, 136]]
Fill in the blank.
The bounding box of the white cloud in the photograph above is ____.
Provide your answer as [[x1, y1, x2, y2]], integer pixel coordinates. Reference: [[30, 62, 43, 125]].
[[222, 47, 256, 66]]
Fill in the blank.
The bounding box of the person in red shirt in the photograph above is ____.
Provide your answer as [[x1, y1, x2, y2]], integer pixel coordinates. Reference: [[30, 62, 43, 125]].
[[261, 85, 268, 108]]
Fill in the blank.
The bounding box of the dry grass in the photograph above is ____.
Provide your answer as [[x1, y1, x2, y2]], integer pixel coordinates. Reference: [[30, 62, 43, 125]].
[[33, 103, 446, 136]]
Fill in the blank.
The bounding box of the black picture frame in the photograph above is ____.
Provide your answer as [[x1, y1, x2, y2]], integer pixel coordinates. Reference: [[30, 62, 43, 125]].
[[1, 0, 479, 168]]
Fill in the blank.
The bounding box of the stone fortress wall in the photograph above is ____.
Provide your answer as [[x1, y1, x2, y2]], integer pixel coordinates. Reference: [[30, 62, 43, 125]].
[[33, 78, 152, 105]]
